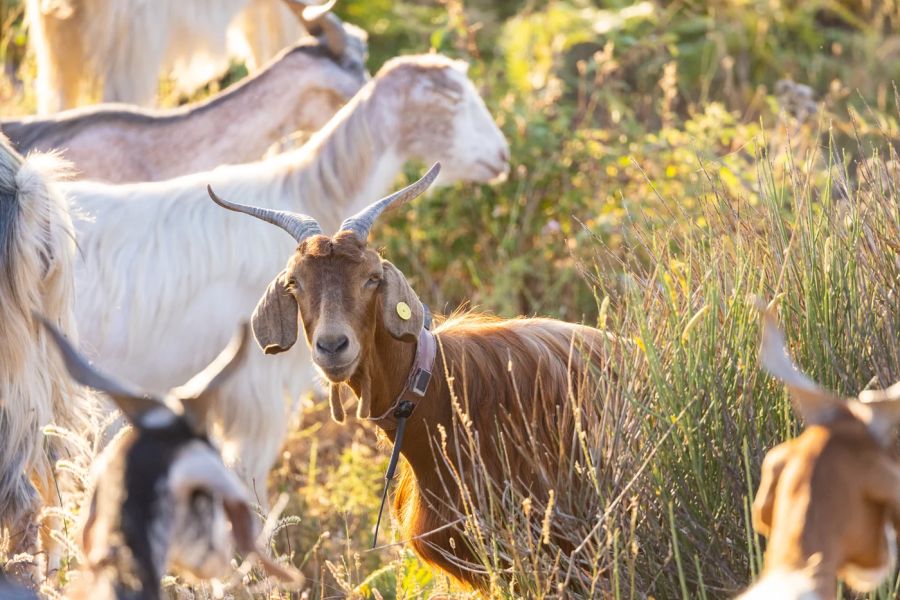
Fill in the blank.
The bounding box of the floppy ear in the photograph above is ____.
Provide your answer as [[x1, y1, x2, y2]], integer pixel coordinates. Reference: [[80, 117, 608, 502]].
[[752, 441, 792, 537], [252, 271, 299, 355], [168, 444, 303, 584], [380, 261, 424, 342]]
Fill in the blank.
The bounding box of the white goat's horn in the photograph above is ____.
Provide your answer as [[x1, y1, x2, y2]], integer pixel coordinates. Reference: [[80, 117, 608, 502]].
[[285, 0, 347, 58], [754, 298, 844, 425], [339, 162, 440, 241], [37, 314, 164, 424], [207, 185, 323, 243], [172, 323, 251, 434]]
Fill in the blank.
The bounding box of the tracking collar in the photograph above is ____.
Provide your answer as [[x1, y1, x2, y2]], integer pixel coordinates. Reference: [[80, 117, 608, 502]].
[[365, 313, 436, 430]]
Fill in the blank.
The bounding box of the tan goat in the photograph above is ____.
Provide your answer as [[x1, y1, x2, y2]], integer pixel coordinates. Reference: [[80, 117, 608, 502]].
[[740, 305, 900, 599], [207, 164, 614, 590]]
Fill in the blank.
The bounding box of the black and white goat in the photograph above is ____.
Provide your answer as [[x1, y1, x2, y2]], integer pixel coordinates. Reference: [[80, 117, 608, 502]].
[[40, 320, 301, 599]]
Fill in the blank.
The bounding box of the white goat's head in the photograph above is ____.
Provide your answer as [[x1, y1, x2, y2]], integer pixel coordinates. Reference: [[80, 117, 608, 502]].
[[40, 319, 301, 597], [376, 55, 510, 185], [745, 303, 900, 598]]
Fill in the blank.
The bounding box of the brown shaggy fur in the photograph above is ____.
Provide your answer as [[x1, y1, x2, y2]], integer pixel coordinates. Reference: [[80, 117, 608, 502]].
[[270, 233, 615, 590]]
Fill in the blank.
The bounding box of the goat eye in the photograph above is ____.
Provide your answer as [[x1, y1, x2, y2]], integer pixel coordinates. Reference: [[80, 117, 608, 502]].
[[365, 275, 381, 288], [287, 278, 300, 291]]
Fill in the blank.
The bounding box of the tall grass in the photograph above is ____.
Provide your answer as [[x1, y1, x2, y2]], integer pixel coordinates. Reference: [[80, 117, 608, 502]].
[[408, 139, 899, 599]]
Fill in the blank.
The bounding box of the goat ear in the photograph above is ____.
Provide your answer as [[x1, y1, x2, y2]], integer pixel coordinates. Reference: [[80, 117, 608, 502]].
[[252, 271, 299, 355], [168, 443, 303, 583], [751, 441, 791, 537], [172, 324, 251, 434], [380, 261, 424, 343], [755, 301, 844, 425], [223, 499, 304, 583], [846, 381, 900, 444], [37, 314, 166, 425]]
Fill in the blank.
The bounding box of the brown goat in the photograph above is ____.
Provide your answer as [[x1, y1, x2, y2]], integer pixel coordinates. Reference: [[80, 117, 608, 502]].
[[208, 164, 614, 590], [739, 305, 900, 599]]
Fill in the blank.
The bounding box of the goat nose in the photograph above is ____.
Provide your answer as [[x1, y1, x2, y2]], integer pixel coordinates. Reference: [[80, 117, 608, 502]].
[[499, 146, 510, 165], [316, 334, 349, 355]]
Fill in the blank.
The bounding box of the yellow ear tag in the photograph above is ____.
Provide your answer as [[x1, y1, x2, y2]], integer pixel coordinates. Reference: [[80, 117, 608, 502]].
[[396, 302, 412, 320]]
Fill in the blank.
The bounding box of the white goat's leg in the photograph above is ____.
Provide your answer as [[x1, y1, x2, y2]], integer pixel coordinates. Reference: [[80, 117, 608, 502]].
[[100, 25, 166, 106], [29, 2, 85, 113]]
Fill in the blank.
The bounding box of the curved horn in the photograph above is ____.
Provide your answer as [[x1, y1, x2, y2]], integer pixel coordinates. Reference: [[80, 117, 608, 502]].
[[283, 0, 347, 59], [37, 314, 164, 424], [171, 323, 251, 434], [754, 299, 844, 425], [317, 13, 348, 58], [339, 162, 440, 241], [300, 0, 336, 23], [207, 185, 322, 244]]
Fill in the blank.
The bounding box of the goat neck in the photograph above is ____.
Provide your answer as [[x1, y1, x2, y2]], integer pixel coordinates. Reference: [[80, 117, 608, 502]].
[[346, 317, 450, 470], [150, 45, 360, 180], [277, 67, 408, 233]]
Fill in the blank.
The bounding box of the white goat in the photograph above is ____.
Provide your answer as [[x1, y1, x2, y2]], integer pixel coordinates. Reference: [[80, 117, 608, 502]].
[[4, 26, 367, 183], [39, 320, 301, 599], [64, 54, 510, 504], [26, 0, 319, 113], [0, 133, 93, 579]]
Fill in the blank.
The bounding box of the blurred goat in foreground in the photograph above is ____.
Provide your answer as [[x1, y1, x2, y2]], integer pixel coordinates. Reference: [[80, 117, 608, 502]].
[[739, 303, 900, 600], [40, 319, 302, 599]]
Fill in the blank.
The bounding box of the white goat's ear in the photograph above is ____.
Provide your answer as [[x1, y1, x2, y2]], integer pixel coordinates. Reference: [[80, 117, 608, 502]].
[[252, 271, 299, 355], [380, 261, 424, 343], [756, 302, 844, 425], [38, 314, 166, 424], [172, 324, 251, 434], [223, 499, 304, 583], [169, 444, 304, 584]]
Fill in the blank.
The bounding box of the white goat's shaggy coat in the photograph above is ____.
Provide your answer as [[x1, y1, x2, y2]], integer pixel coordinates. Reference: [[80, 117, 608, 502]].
[[65, 55, 510, 503], [26, 0, 302, 113], [0, 135, 93, 565]]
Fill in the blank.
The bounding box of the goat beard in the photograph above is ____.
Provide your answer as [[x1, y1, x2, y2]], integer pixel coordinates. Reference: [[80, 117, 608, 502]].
[[327, 363, 374, 423], [327, 383, 345, 423]]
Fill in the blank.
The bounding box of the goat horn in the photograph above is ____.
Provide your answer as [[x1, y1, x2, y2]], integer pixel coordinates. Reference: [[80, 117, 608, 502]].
[[171, 323, 251, 434], [36, 314, 164, 425], [317, 13, 348, 58], [287, 0, 348, 60], [339, 162, 440, 241], [207, 185, 323, 243], [754, 298, 844, 425], [299, 0, 336, 24]]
